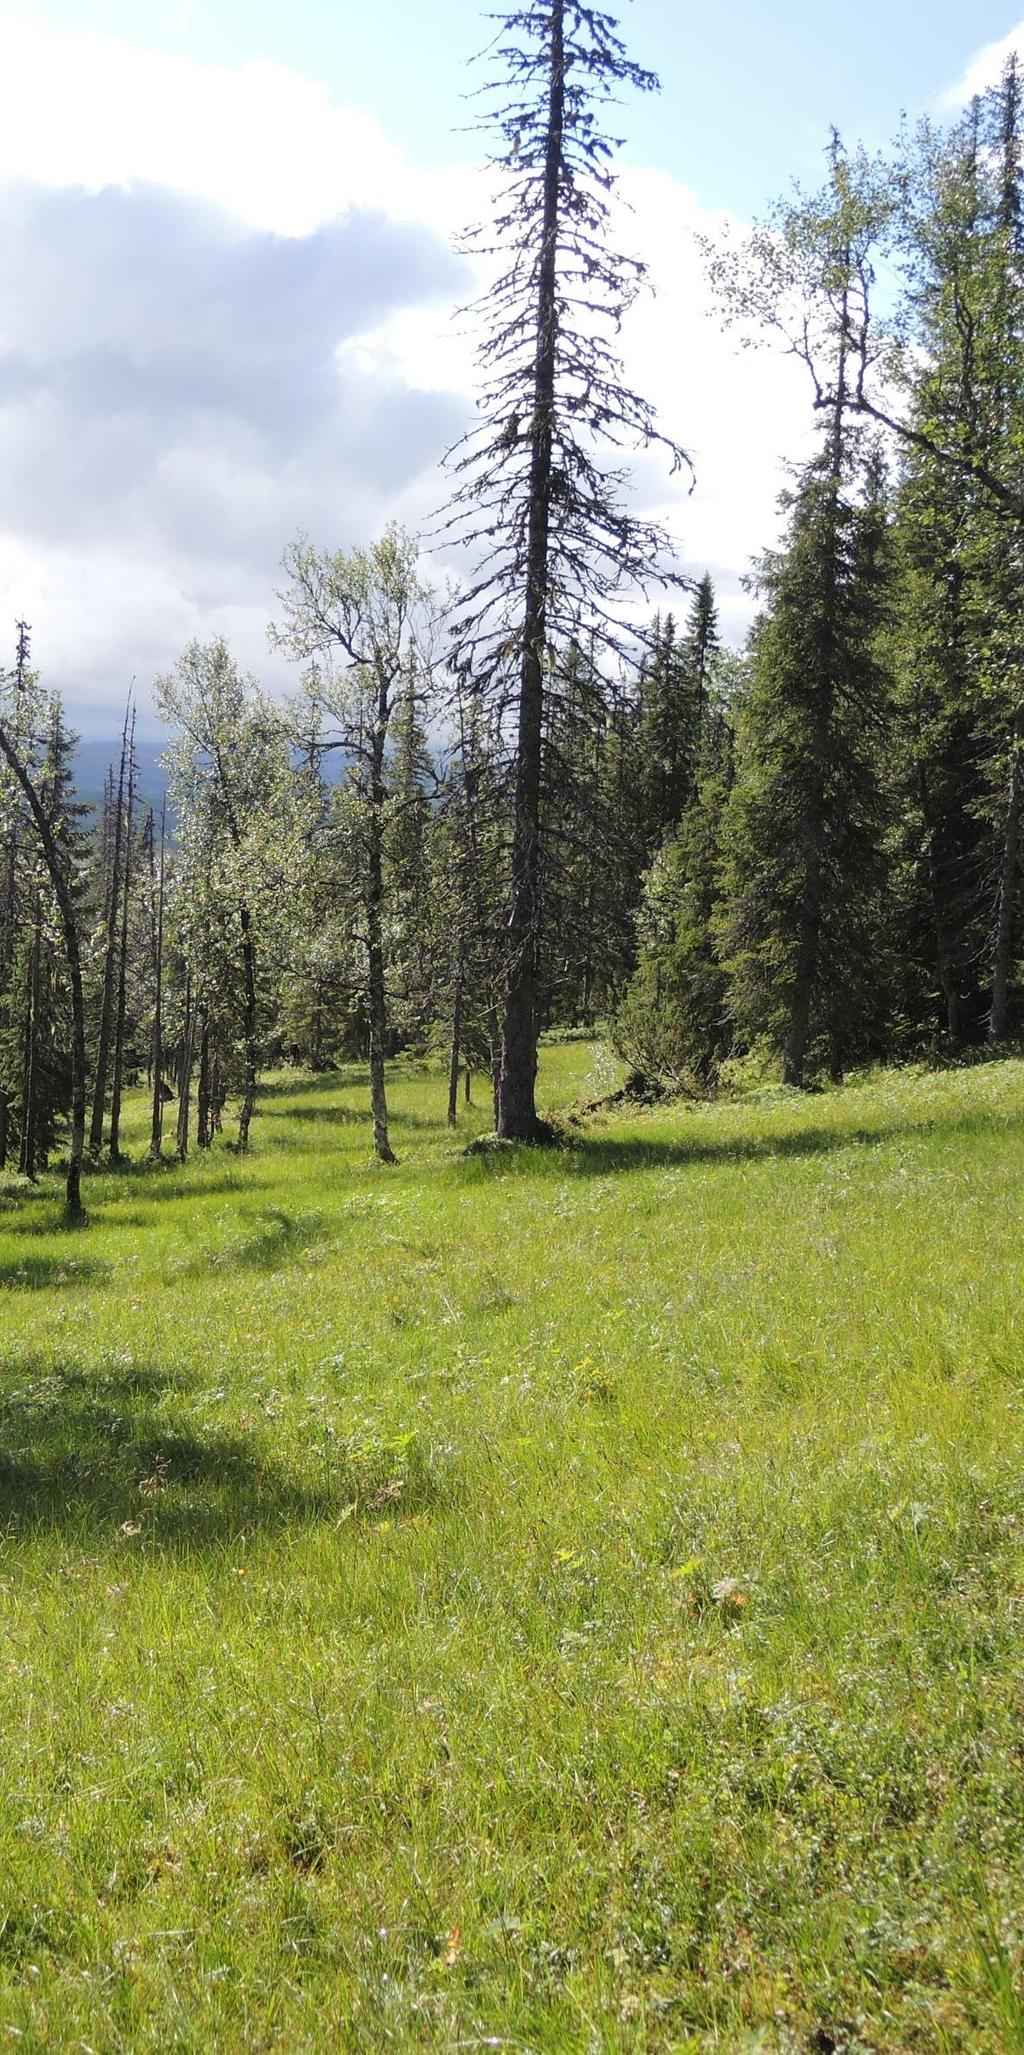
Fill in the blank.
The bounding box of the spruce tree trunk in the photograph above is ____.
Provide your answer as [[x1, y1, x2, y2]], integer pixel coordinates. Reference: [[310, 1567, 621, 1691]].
[[367, 719, 396, 1164], [63, 945, 87, 1222], [19, 918, 40, 1179], [580, 896, 595, 1028], [989, 702, 1024, 1041], [782, 294, 847, 1088], [176, 975, 194, 1162], [64, 927, 87, 1223], [497, 0, 563, 1143], [917, 760, 963, 1044], [782, 824, 827, 1087], [781, 666, 834, 1082], [580, 720, 600, 1024], [149, 804, 165, 1160], [109, 722, 135, 1164], [310, 986, 324, 1071], [90, 716, 128, 1156], [197, 1015, 212, 1148], [447, 943, 465, 1128], [488, 1003, 502, 1127], [236, 908, 258, 1154], [0, 825, 17, 1170]]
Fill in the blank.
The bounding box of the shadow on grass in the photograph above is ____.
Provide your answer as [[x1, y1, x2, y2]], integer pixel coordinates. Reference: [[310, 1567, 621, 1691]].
[[470, 1104, 1022, 1179], [0, 1251, 111, 1291], [0, 1168, 253, 1241], [80, 1157, 248, 1196], [257, 1071, 376, 1102], [390, 1106, 462, 1132], [258, 1100, 362, 1127], [258, 1096, 450, 1135], [125, 1168, 249, 1203], [185, 1207, 328, 1277], [0, 1356, 417, 1548], [0, 1179, 55, 1208], [564, 1123, 894, 1176]]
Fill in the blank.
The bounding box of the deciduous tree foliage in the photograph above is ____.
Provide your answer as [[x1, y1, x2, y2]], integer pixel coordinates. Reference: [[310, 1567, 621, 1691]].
[[0, 641, 88, 1221], [157, 639, 296, 1157], [14, 40, 1024, 1210], [272, 527, 443, 1164]]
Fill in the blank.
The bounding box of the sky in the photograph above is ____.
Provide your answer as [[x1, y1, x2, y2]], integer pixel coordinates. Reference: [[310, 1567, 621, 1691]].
[[0, 0, 1018, 734]]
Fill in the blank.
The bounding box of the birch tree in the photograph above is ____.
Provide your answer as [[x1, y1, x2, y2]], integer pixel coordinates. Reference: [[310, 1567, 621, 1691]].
[[157, 638, 293, 1155], [273, 526, 442, 1164], [0, 654, 88, 1222]]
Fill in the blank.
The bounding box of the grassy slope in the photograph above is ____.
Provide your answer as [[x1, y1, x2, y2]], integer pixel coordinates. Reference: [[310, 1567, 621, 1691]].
[[1, 1044, 1023, 2051]]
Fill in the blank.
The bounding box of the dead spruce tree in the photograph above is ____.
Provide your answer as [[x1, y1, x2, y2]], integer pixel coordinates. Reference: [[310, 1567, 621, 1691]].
[[442, 0, 688, 1140]]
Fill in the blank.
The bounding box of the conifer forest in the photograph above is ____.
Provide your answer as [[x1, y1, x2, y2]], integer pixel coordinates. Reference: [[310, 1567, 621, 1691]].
[[3, 7, 1024, 2050]]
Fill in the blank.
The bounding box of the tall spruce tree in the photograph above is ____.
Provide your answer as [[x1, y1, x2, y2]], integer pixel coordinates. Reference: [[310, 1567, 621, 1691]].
[[709, 141, 894, 1082], [634, 581, 720, 862], [684, 573, 720, 739], [442, 0, 688, 1139], [870, 65, 1024, 1044], [733, 74, 1024, 1047], [615, 685, 735, 1090], [635, 614, 691, 853], [722, 449, 893, 1082]]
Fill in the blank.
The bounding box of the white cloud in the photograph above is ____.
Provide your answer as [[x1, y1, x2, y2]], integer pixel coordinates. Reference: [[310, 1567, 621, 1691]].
[[0, 13, 460, 238], [0, 179, 465, 724], [940, 19, 1024, 106], [0, 11, 818, 725], [614, 169, 813, 636]]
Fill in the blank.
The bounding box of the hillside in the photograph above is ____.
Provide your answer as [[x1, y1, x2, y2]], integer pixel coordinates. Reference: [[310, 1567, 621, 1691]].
[[1, 1045, 1023, 2049], [73, 737, 169, 814]]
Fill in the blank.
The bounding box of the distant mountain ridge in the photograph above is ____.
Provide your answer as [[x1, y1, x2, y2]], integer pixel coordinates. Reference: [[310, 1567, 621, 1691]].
[[72, 735, 345, 815], [73, 738, 168, 814]]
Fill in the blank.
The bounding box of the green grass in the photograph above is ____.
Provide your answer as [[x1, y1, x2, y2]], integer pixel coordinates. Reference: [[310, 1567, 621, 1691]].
[[1, 1042, 1024, 2050]]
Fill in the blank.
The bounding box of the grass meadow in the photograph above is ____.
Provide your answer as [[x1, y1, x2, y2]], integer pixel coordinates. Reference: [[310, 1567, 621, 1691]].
[[1, 1040, 1023, 2050]]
